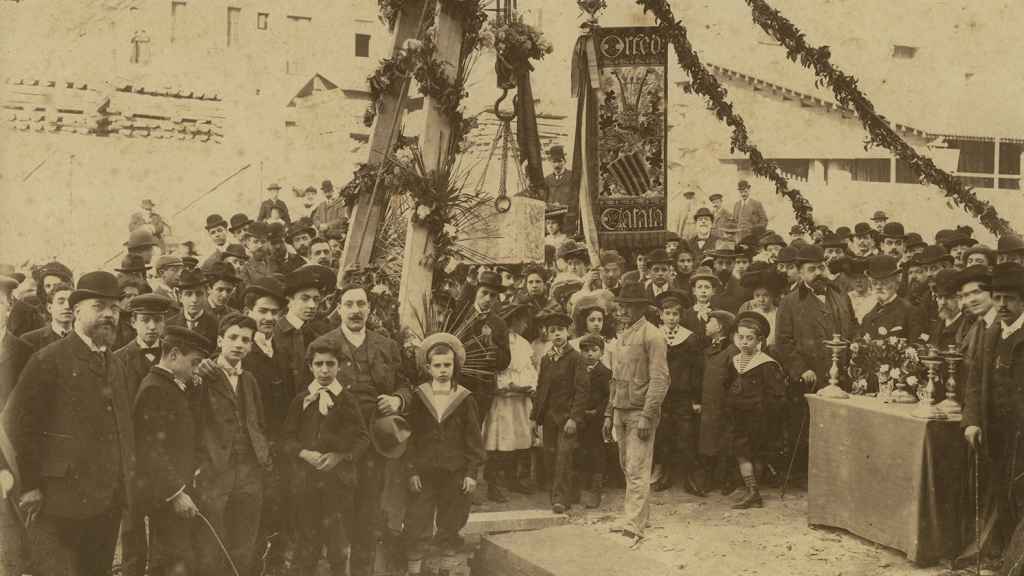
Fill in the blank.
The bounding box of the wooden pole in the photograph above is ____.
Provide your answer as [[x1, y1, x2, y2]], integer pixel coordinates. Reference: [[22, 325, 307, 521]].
[[337, 0, 428, 281], [397, 4, 466, 339]]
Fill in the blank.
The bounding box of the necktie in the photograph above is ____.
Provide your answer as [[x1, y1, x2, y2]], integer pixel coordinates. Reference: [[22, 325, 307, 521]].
[[303, 383, 339, 416]]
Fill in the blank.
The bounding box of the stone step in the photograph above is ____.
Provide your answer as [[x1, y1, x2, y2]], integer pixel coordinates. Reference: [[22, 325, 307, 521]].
[[472, 525, 673, 576], [464, 509, 569, 535]]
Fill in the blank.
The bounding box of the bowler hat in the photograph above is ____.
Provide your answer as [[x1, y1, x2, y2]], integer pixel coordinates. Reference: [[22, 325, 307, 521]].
[[223, 244, 249, 260], [162, 325, 213, 356], [646, 248, 673, 265], [125, 229, 159, 250], [871, 210, 888, 222], [267, 183, 282, 191], [934, 229, 955, 246], [914, 245, 952, 267], [243, 277, 286, 307], [266, 222, 286, 242], [155, 255, 184, 272], [298, 264, 336, 293], [932, 269, 960, 297], [476, 270, 506, 293], [992, 262, 1024, 295], [865, 255, 900, 280], [547, 145, 566, 162], [821, 234, 846, 250], [834, 226, 852, 241], [741, 264, 786, 294], [793, 244, 826, 265], [205, 214, 229, 231], [176, 268, 208, 291], [615, 281, 650, 305], [70, 271, 121, 307], [229, 213, 253, 233], [654, 289, 691, 309], [0, 276, 18, 295], [127, 293, 174, 315], [881, 222, 906, 240], [369, 415, 412, 459], [853, 222, 873, 237], [943, 232, 976, 249], [905, 233, 926, 250], [997, 234, 1024, 255], [736, 310, 771, 340], [286, 220, 317, 242], [205, 261, 241, 285], [775, 246, 798, 265], [416, 332, 466, 369], [847, 256, 869, 276], [664, 232, 682, 245], [693, 207, 714, 222], [556, 240, 588, 262], [951, 265, 993, 293]]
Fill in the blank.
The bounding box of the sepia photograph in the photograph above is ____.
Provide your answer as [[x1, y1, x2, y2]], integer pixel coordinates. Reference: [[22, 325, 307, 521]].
[[1, 0, 1023, 574]]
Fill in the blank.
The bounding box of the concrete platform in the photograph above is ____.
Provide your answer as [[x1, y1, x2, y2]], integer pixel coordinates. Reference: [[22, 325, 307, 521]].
[[472, 525, 673, 576], [464, 509, 569, 535]]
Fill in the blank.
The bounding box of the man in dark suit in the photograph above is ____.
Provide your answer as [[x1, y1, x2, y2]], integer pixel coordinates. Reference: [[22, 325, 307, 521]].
[[776, 245, 858, 391], [858, 255, 924, 344], [202, 214, 231, 271], [687, 207, 721, 265], [544, 144, 575, 230], [113, 292, 174, 576], [460, 270, 512, 418], [731, 180, 768, 241], [321, 283, 411, 576], [644, 249, 675, 301], [929, 269, 971, 350], [193, 314, 270, 576], [133, 326, 212, 576], [4, 271, 135, 575], [258, 183, 291, 224], [167, 269, 219, 345], [21, 281, 72, 353], [9, 261, 74, 337], [203, 261, 241, 319]]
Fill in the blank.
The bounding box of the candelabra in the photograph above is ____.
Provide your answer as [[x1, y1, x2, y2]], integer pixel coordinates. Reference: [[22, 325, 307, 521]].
[[819, 333, 850, 399], [936, 344, 964, 416], [912, 346, 947, 419]]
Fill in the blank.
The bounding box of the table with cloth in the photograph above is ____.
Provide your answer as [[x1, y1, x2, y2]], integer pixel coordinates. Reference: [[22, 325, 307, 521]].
[[806, 394, 967, 564]]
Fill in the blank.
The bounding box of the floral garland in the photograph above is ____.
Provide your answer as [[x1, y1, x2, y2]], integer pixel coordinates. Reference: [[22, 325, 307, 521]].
[[636, 0, 816, 232], [364, 37, 467, 129], [743, 0, 1016, 237], [479, 14, 553, 86]]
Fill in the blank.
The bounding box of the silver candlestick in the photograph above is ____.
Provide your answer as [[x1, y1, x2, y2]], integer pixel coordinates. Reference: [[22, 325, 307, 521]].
[[937, 344, 964, 416], [913, 346, 947, 419], [819, 333, 850, 399]]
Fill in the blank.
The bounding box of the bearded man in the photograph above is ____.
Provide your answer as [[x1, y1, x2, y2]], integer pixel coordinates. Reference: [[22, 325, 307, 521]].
[[4, 271, 134, 575]]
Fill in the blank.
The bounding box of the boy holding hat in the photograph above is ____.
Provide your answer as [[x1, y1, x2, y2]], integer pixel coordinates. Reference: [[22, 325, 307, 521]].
[[282, 335, 369, 576], [532, 307, 589, 514], [405, 333, 485, 575], [133, 326, 213, 576], [651, 289, 705, 495]]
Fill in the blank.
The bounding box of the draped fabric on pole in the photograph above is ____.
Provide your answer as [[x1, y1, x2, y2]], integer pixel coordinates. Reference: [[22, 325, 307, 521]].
[[572, 25, 669, 254]]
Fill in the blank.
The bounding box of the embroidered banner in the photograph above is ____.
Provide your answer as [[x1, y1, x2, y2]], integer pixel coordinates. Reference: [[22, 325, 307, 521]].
[[590, 26, 668, 248]]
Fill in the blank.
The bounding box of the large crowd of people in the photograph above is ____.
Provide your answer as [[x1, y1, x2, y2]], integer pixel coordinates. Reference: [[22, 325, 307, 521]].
[[1, 175, 1024, 576]]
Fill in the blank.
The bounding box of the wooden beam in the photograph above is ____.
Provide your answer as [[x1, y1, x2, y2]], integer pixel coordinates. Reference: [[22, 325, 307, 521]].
[[397, 4, 466, 338], [338, 0, 428, 276]]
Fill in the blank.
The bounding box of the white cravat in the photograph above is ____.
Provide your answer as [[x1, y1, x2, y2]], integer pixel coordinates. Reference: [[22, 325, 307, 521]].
[[217, 356, 243, 393], [254, 332, 274, 358], [303, 380, 343, 415]]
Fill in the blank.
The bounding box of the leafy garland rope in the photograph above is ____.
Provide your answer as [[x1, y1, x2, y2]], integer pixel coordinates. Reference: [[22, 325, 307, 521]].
[[743, 0, 1016, 237], [635, 0, 816, 232]]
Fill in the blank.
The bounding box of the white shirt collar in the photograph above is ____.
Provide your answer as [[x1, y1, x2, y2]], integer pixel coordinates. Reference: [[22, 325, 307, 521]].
[[184, 309, 204, 323], [254, 331, 274, 357], [75, 326, 107, 352], [137, 336, 159, 351], [1002, 313, 1024, 339], [51, 321, 70, 337], [341, 323, 366, 347], [285, 311, 305, 331], [983, 306, 999, 328]]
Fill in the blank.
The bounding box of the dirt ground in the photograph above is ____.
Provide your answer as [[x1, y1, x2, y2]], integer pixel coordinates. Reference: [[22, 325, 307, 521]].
[[470, 483, 967, 576]]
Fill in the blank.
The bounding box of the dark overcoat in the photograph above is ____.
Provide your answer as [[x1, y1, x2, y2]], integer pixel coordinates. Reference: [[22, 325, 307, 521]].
[[532, 347, 589, 428], [133, 367, 197, 510], [775, 284, 858, 385], [114, 339, 160, 403], [166, 312, 219, 350], [698, 338, 737, 456], [2, 332, 135, 518], [0, 332, 33, 409], [21, 324, 65, 353], [322, 328, 412, 423], [859, 295, 924, 342]]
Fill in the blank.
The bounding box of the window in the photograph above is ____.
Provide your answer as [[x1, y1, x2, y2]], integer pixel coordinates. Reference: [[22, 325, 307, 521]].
[[892, 45, 918, 60], [950, 139, 995, 174], [257, 12, 268, 30], [227, 7, 241, 46], [355, 33, 370, 57], [850, 159, 891, 183], [171, 1, 186, 43]]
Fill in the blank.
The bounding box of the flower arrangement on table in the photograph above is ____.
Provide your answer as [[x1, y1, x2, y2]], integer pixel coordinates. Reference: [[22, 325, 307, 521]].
[[847, 327, 929, 401]]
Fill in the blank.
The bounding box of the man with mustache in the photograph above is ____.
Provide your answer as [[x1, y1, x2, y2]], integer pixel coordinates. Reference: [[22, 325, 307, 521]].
[[858, 255, 923, 367], [321, 283, 411, 576], [5, 271, 135, 575], [958, 263, 1024, 568], [776, 245, 857, 392]]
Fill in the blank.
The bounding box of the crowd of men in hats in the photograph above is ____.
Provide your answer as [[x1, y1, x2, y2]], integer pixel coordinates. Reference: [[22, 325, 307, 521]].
[[2, 170, 1024, 575]]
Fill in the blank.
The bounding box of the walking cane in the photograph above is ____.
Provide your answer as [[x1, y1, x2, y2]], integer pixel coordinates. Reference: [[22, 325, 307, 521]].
[[975, 447, 982, 576], [780, 409, 808, 501], [197, 510, 242, 576]]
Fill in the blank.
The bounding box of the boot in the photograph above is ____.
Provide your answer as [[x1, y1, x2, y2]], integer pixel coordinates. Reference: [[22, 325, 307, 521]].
[[682, 471, 706, 498], [732, 473, 763, 509], [485, 455, 508, 503], [584, 474, 604, 508]]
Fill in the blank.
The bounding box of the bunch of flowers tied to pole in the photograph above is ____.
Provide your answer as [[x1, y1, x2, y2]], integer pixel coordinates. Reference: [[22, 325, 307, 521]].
[[847, 327, 929, 397], [479, 14, 554, 87]]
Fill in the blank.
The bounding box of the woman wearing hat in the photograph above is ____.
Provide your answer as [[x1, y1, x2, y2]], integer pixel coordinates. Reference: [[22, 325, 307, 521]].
[[737, 263, 786, 351]]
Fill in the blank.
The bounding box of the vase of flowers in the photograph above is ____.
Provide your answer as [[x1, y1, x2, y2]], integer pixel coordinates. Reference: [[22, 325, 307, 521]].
[[848, 327, 928, 402]]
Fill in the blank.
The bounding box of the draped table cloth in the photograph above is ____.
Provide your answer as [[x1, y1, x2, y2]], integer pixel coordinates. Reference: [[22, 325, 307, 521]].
[[806, 394, 966, 564]]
